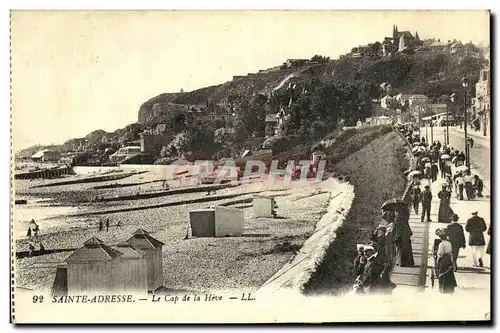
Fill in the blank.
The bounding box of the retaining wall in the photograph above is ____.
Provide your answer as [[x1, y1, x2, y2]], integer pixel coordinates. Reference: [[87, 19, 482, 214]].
[[258, 177, 355, 296]]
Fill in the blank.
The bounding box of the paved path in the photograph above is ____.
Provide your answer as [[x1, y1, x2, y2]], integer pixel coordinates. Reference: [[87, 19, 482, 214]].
[[392, 164, 491, 314]]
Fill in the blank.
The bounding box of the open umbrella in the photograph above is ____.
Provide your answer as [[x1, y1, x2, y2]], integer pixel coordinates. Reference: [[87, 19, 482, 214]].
[[408, 170, 421, 177], [381, 198, 409, 211], [422, 157, 430, 162], [455, 165, 469, 172], [440, 154, 451, 159]]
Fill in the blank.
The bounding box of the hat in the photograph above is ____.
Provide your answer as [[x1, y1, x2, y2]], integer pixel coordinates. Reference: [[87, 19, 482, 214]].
[[356, 244, 365, 251], [472, 211, 478, 215], [363, 245, 375, 252], [435, 228, 443, 236], [425, 185, 430, 189], [452, 214, 459, 222]]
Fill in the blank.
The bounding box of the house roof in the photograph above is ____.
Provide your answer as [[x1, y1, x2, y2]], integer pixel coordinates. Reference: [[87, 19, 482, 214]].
[[65, 237, 123, 263], [265, 114, 278, 122], [429, 41, 448, 47], [312, 150, 326, 156], [410, 94, 429, 100], [111, 244, 146, 259], [397, 31, 414, 39], [126, 229, 164, 249], [31, 149, 53, 158], [241, 150, 253, 158], [156, 123, 167, 133]]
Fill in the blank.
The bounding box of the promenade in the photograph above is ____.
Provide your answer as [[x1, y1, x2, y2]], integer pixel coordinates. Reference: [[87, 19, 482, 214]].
[[392, 164, 491, 313]]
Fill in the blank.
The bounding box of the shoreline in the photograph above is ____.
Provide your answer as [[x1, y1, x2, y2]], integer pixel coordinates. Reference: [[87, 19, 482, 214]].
[[14, 171, 333, 293]]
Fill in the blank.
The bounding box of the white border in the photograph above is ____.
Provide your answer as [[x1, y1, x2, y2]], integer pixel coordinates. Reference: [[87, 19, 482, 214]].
[[2, 1, 498, 331]]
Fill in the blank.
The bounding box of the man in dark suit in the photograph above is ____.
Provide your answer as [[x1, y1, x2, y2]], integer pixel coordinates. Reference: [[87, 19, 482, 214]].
[[446, 214, 466, 271], [473, 175, 484, 198], [465, 211, 487, 267], [420, 185, 433, 222]]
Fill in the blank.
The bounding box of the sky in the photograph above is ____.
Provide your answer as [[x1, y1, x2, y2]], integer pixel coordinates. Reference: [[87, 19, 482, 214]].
[[11, 10, 490, 150]]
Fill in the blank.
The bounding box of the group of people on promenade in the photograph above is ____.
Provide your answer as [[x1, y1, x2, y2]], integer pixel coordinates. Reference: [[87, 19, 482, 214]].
[[352, 130, 490, 295], [432, 210, 490, 293], [352, 202, 414, 295]]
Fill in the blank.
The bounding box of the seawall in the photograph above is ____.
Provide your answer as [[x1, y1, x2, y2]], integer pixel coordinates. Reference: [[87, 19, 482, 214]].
[[258, 177, 355, 296]]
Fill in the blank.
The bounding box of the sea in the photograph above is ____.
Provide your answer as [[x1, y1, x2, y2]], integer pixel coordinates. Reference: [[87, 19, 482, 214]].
[[13, 166, 120, 239]]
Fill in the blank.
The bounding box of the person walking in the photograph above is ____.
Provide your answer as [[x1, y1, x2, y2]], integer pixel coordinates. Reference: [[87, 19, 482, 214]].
[[455, 172, 464, 200], [446, 214, 466, 271], [437, 185, 453, 223], [431, 163, 438, 182], [464, 170, 475, 200], [435, 229, 458, 294], [473, 175, 484, 198], [116, 220, 123, 229], [393, 210, 415, 267], [410, 185, 421, 214], [465, 211, 487, 267], [439, 155, 446, 179], [420, 185, 432, 223], [468, 137, 474, 148], [486, 224, 491, 256], [424, 161, 432, 180], [98, 221, 103, 232], [105, 219, 110, 232]]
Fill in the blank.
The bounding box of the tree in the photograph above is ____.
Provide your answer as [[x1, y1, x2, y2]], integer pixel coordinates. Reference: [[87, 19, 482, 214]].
[[171, 132, 192, 156], [214, 127, 236, 144]]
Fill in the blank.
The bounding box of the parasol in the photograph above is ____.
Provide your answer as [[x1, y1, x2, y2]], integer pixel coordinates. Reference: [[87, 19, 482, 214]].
[[455, 165, 469, 172], [440, 154, 451, 159], [408, 170, 421, 177], [421, 157, 430, 162], [412, 147, 420, 152], [381, 198, 409, 211], [413, 142, 420, 147]]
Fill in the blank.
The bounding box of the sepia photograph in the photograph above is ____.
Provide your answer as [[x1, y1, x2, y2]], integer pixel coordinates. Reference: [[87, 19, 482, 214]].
[[9, 9, 491, 323]]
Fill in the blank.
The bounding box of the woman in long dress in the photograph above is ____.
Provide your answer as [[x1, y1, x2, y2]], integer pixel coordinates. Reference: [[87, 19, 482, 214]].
[[393, 209, 415, 267], [438, 185, 453, 223], [436, 229, 458, 293]]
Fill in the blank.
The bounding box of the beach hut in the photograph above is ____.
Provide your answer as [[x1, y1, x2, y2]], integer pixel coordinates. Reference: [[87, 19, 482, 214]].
[[189, 206, 244, 237], [253, 195, 276, 218], [65, 237, 148, 295], [126, 229, 164, 292]]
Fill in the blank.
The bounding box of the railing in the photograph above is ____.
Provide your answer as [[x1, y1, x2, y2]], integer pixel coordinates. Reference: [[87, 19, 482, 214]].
[[392, 129, 429, 290]]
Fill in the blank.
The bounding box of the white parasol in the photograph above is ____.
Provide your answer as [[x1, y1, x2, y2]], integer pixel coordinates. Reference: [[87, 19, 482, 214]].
[[455, 165, 469, 172], [440, 154, 451, 159], [408, 170, 421, 178]]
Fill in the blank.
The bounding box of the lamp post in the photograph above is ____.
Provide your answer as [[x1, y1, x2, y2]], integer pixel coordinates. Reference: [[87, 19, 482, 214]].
[[449, 93, 456, 146], [418, 105, 422, 139], [462, 76, 470, 169]]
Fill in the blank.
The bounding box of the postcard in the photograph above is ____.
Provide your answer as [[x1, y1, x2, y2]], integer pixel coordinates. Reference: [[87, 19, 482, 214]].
[[10, 10, 491, 323]]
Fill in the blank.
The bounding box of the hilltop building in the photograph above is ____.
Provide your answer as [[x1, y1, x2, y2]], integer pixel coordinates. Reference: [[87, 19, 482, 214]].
[[382, 25, 423, 55]]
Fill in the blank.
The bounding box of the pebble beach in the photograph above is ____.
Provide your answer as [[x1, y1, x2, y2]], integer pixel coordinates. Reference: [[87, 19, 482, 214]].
[[14, 167, 332, 293]]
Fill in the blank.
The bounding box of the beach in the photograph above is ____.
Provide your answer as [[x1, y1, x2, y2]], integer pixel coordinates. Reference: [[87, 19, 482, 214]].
[[14, 166, 332, 293]]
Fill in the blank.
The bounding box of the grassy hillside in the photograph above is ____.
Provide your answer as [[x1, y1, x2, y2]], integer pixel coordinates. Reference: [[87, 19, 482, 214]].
[[19, 45, 487, 157], [303, 130, 409, 295]]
